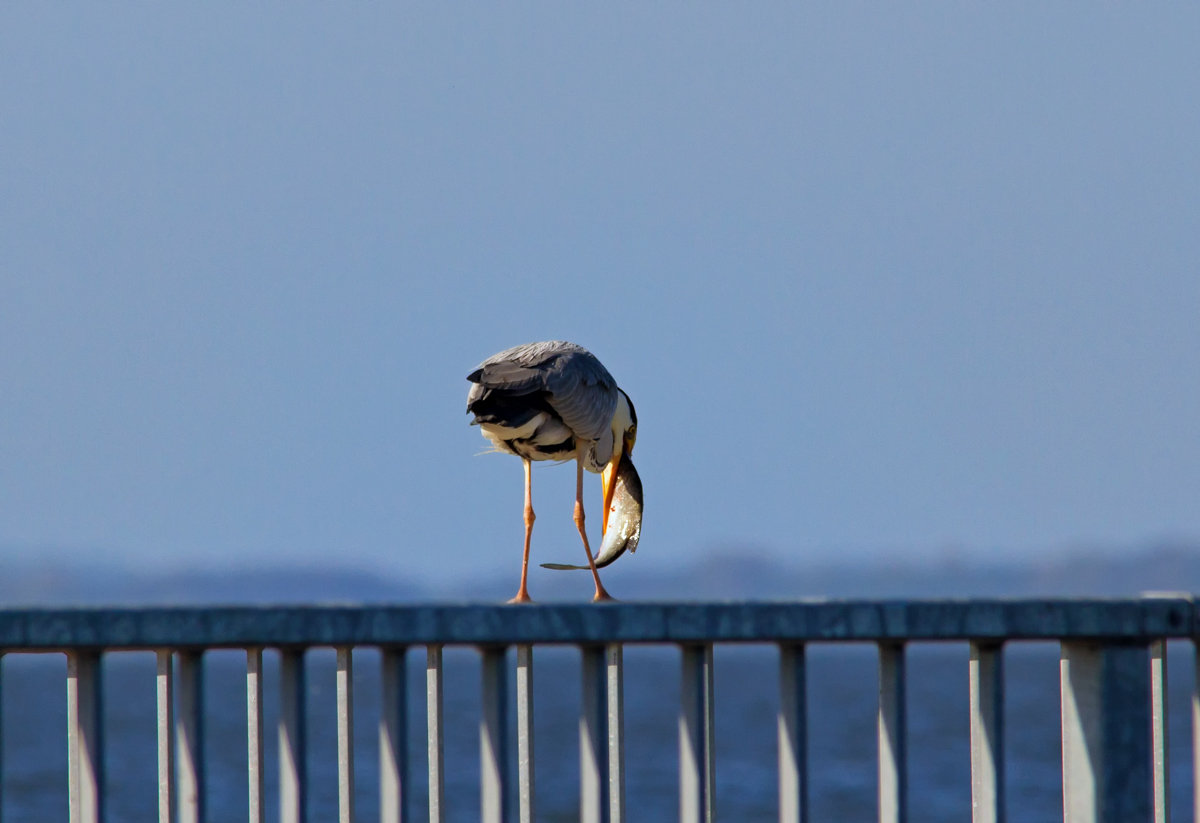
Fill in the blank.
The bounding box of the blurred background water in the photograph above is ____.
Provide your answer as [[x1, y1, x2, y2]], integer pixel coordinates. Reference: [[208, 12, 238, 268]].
[[3, 640, 1196, 823]]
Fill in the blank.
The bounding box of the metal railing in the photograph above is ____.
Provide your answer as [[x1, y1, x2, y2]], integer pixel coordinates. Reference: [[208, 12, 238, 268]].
[[0, 597, 1192, 823]]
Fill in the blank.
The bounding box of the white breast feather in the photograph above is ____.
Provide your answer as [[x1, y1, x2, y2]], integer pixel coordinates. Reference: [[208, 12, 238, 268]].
[[480, 412, 547, 448], [530, 417, 572, 447]]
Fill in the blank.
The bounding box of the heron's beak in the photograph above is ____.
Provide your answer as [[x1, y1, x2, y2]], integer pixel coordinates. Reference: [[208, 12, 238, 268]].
[[601, 451, 621, 535]]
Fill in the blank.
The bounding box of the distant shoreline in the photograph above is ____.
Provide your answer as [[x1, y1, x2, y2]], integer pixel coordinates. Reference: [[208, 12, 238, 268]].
[[2, 542, 1197, 605]]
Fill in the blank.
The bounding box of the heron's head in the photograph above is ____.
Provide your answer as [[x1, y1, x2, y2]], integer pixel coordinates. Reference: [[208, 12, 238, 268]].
[[601, 390, 638, 534]]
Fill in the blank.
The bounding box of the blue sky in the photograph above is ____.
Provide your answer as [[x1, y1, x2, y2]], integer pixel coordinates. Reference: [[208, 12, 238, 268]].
[[1, 4, 1197, 587]]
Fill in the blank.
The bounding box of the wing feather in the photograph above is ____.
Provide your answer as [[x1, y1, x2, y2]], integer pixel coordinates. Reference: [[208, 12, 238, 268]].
[[466, 341, 617, 444], [543, 354, 616, 442]]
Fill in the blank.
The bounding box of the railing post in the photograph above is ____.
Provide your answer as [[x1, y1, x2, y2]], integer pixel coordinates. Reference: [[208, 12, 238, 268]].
[[176, 651, 205, 823], [427, 645, 445, 823], [68, 650, 104, 823], [246, 649, 265, 823], [516, 645, 535, 823], [0, 653, 4, 823], [1193, 642, 1200, 823], [280, 648, 307, 823], [680, 643, 715, 823], [1060, 641, 1151, 823], [337, 647, 355, 823], [778, 643, 807, 823], [480, 646, 510, 823], [157, 650, 175, 823], [878, 642, 906, 823], [1150, 640, 1168, 823], [580, 646, 608, 823], [607, 643, 626, 823], [0, 653, 3, 823], [969, 642, 1004, 823], [380, 647, 409, 823]]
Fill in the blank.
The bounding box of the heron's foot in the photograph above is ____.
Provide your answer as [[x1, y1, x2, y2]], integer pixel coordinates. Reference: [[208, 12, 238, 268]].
[[508, 587, 535, 605], [592, 586, 617, 603]]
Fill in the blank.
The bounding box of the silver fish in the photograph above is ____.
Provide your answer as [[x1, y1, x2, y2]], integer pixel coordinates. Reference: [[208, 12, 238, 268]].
[[542, 455, 642, 570]]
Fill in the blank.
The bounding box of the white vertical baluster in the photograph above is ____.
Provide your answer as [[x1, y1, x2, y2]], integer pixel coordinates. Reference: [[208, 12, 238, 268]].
[[607, 643, 626, 823], [1151, 640, 1169, 823], [778, 643, 807, 823], [1061, 642, 1103, 823], [280, 648, 307, 823], [516, 646, 535, 823], [337, 647, 355, 823], [157, 650, 175, 823], [380, 647, 408, 823], [1194, 642, 1200, 823], [177, 651, 204, 823], [68, 652, 104, 823], [680, 644, 715, 823], [480, 647, 509, 823], [247, 649, 265, 823], [0, 652, 4, 823], [969, 642, 1004, 823], [427, 646, 445, 823], [1061, 641, 1152, 822], [878, 642, 906, 823], [580, 646, 607, 823], [68, 650, 104, 823], [705, 646, 715, 823]]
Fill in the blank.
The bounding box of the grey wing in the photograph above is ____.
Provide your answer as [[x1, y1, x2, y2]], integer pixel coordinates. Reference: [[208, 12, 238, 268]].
[[542, 348, 617, 443], [465, 340, 570, 409], [466, 341, 617, 441]]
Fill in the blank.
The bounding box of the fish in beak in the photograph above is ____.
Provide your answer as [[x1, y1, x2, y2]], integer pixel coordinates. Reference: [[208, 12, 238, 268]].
[[544, 452, 641, 570], [542, 391, 641, 572]]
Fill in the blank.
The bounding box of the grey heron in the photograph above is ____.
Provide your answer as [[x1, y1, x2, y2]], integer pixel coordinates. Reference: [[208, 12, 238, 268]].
[[466, 341, 639, 602]]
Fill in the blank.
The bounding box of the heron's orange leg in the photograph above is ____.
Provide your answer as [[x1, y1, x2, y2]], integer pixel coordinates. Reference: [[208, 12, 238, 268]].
[[574, 455, 614, 602], [509, 457, 535, 604]]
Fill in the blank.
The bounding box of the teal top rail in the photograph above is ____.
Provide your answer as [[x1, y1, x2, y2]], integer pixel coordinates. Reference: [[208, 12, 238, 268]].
[[0, 596, 1191, 650]]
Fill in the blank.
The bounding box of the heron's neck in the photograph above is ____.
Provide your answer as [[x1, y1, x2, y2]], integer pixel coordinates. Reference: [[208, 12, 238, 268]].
[[611, 391, 633, 445]]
